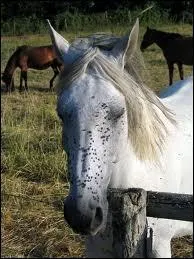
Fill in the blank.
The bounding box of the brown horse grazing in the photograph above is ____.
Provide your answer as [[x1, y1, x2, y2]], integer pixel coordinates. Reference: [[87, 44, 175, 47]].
[[1, 45, 63, 92], [140, 27, 193, 85]]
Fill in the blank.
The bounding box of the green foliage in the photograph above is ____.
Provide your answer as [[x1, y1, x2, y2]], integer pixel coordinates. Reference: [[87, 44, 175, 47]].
[[1, 3, 192, 36]]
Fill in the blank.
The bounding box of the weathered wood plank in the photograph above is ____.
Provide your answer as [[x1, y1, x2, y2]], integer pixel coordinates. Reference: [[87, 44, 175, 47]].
[[146, 191, 193, 222], [108, 189, 193, 222], [108, 188, 148, 258]]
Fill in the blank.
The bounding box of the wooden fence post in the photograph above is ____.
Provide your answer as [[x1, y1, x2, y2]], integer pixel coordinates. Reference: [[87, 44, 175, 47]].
[[108, 188, 149, 258], [107, 188, 192, 257]]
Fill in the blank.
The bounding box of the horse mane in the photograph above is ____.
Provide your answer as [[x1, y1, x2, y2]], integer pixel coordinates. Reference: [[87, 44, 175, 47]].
[[57, 34, 176, 162], [16, 45, 29, 51], [149, 28, 184, 39]]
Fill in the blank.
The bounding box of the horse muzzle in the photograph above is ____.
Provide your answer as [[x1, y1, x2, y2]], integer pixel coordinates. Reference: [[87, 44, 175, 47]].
[[63, 195, 107, 235]]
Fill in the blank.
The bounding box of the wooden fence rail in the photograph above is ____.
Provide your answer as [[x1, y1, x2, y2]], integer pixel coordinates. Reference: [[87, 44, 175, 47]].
[[146, 191, 193, 221]]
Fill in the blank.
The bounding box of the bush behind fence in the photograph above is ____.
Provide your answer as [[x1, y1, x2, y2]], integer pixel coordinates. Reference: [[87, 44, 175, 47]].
[[1, 6, 192, 37]]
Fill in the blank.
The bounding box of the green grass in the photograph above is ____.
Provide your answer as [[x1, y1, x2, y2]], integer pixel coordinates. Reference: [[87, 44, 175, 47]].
[[1, 23, 193, 258]]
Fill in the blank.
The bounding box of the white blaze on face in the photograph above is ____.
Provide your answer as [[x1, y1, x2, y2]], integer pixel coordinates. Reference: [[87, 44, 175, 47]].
[[57, 74, 127, 197], [57, 73, 128, 235]]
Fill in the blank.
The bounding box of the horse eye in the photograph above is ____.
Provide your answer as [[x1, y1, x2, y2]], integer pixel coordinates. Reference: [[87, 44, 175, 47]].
[[111, 107, 125, 120]]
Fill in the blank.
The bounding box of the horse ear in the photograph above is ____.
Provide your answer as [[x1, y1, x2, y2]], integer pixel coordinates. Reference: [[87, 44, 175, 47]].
[[47, 19, 70, 63], [111, 18, 139, 69]]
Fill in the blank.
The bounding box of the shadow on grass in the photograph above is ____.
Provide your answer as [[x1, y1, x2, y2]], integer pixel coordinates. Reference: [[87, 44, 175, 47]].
[[1, 84, 56, 94], [29, 86, 53, 93]]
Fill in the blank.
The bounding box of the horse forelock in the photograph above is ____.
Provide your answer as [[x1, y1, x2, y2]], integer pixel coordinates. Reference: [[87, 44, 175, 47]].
[[57, 36, 176, 162]]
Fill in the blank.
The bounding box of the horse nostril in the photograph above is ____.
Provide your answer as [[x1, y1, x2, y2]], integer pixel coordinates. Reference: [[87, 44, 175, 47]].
[[91, 207, 103, 231], [64, 197, 105, 235], [95, 207, 103, 222]]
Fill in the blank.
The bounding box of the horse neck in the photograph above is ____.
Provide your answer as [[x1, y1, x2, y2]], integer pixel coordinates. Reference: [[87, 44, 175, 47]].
[[109, 141, 148, 189], [3, 52, 18, 77], [152, 30, 171, 50], [109, 141, 176, 194], [109, 104, 177, 191]]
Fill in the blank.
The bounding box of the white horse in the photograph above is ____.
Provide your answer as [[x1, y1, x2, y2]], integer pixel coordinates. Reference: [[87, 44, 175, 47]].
[[47, 19, 193, 258]]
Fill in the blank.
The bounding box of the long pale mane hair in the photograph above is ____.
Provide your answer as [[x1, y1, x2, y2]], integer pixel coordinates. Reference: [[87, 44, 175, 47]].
[[57, 33, 176, 162]]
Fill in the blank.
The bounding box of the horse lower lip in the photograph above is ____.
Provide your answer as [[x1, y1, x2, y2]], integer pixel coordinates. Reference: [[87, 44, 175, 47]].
[[76, 226, 101, 236], [70, 223, 98, 236], [90, 224, 103, 236], [73, 227, 91, 235], [90, 228, 100, 236], [65, 216, 103, 236]]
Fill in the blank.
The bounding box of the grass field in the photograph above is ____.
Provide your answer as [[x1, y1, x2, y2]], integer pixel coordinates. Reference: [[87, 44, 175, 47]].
[[1, 22, 193, 258]]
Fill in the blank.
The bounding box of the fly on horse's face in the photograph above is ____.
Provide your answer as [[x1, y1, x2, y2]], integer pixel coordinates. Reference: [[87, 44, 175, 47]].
[[47, 19, 139, 235]]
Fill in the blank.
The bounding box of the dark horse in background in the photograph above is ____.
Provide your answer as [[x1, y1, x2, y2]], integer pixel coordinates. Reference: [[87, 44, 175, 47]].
[[1, 45, 63, 92], [140, 27, 193, 85]]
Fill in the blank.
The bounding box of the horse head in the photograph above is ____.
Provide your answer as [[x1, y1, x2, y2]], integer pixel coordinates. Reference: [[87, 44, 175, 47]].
[[140, 26, 155, 51], [47, 19, 140, 235], [1, 72, 14, 92]]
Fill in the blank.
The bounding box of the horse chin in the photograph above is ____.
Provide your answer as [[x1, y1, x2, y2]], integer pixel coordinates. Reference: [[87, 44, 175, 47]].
[[66, 220, 105, 236], [90, 224, 105, 236], [83, 216, 107, 236], [90, 211, 107, 236], [63, 194, 108, 236]]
